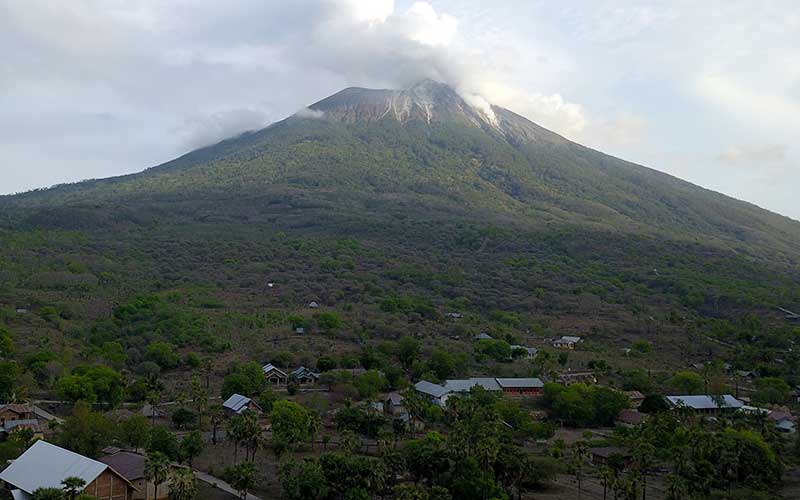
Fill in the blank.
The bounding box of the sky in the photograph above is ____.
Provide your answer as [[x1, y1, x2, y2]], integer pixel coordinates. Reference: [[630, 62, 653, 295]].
[[1, 0, 798, 220]]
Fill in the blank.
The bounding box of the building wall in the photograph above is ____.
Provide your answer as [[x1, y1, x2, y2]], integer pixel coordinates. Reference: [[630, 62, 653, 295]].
[[84, 470, 133, 500], [501, 387, 542, 396], [0, 408, 32, 424]]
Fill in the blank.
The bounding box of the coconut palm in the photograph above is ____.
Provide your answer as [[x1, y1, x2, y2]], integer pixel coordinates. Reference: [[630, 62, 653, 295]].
[[167, 468, 196, 500], [61, 476, 86, 500], [145, 452, 171, 500]]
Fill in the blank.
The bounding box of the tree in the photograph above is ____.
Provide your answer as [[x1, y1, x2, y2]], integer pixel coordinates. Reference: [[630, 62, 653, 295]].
[[118, 415, 150, 450], [669, 372, 704, 394], [270, 400, 311, 451], [168, 468, 197, 500], [56, 365, 125, 407], [226, 461, 257, 499], [570, 441, 589, 499], [0, 361, 19, 402], [179, 431, 205, 466], [317, 356, 337, 372], [0, 326, 15, 358], [221, 362, 266, 399], [315, 312, 342, 332], [147, 426, 179, 461], [145, 452, 171, 500], [280, 458, 330, 500], [31, 488, 64, 500], [61, 477, 86, 500], [354, 370, 388, 400], [58, 401, 114, 457], [146, 342, 180, 369], [398, 336, 420, 369], [190, 375, 208, 428], [172, 408, 197, 430], [753, 377, 791, 405]]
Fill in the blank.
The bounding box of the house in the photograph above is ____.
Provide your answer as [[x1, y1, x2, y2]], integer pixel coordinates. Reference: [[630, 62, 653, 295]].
[[262, 363, 289, 385], [416, 377, 545, 407], [510, 345, 538, 359], [414, 381, 452, 407], [222, 394, 262, 416], [623, 391, 645, 408], [291, 366, 320, 385], [0, 440, 137, 500], [552, 336, 581, 349], [445, 312, 462, 319], [767, 411, 797, 433], [616, 409, 646, 427], [295, 327, 306, 334], [443, 378, 501, 395], [0, 419, 42, 441], [665, 395, 744, 414], [495, 378, 544, 396], [735, 370, 755, 379], [0, 404, 34, 425], [308, 301, 320, 308], [385, 392, 406, 415], [589, 447, 632, 468], [474, 332, 493, 341], [98, 450, 173, 500], [139, 405, 165, 420], [557, 371, 598, 385]]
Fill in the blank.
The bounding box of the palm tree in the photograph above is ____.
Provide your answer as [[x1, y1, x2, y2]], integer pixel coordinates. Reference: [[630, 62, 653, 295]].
[[229, 461, 257, 499], [238, 411, 262, 461], [167, 469, 197, 500], [145, 452, 171, 500], [227, 414, 246, 464], [209, 404, 223, 445], [307, 413, 321, 451], [61, 476, 86, 500]]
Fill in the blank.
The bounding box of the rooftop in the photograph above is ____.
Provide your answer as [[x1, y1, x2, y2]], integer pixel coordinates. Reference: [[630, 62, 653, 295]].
[[666, 395, 744, 410], [414, 380, 450, 398], [495, 378, 544, 389], [0, 441, 109, 495], [97, 451, 146, 481], [222, 393, 252, 413]]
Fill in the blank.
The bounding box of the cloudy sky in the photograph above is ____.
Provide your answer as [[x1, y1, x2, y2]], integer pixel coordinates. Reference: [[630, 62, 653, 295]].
[[1, 0, 798, 220]]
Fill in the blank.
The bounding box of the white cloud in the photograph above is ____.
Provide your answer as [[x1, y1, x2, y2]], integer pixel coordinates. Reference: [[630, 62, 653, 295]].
[[180, 109, 269, 150]]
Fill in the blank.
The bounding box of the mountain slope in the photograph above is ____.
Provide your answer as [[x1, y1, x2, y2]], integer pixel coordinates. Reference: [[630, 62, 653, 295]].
[[1, 81, 799, 369]]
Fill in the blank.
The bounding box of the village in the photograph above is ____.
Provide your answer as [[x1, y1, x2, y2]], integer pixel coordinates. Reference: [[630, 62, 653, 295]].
[[1, 326, 798, 500]]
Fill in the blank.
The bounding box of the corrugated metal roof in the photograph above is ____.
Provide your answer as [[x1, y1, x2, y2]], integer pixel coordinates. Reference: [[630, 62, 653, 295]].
[[557, 336, 581, 343], [495, 378, 544, 388], [222, 393, 251, 413], [0, 441, 107, 494], [414, 381, 450, 398], [444, 378, 501, 393], [262, 363, 287, 376], [666, 395, 743, 409]]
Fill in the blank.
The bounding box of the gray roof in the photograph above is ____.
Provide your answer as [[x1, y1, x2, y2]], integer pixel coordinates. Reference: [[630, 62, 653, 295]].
[[1, 419, 40, 433], [496, 378, 544, 389], [387, 392, 405, 405], [291, 366, 320, 379], [222, 394, 252, 413], [414, 381, 450, 398], [444, 377, 501, 393], [474, 332, 493, 340], [666, 395, 743, 410], [0, 441, 108, 494], [262, 363, 287, 376], [556, 336, 581, 343]]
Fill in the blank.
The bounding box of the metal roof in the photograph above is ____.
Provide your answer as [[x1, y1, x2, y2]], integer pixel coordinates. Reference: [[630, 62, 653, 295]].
[[666, 395, 743, 410], [0, 441, 107, 494], [556, 336, 581, 343], [97, 451, 146, 481], [262, 363, 287, 376], [222, 393, 252, 413], [444, 378, 501, 393], [495, 378, 544, 388], [1, 419, 40, 433], [414, 381, 450, 398]]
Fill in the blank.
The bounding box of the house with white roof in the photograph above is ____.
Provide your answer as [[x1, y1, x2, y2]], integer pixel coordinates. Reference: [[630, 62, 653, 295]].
[[414, 381, 452, 407], [666, 395, 744, 415], [552, 336, 582, 349], [221, 393, 262, 416], [262, 363, 288, 385], [0, 440, 136, 500]]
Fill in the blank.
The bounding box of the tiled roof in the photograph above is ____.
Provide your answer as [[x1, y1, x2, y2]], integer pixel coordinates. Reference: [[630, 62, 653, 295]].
[[97, 451, 146, 481]]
